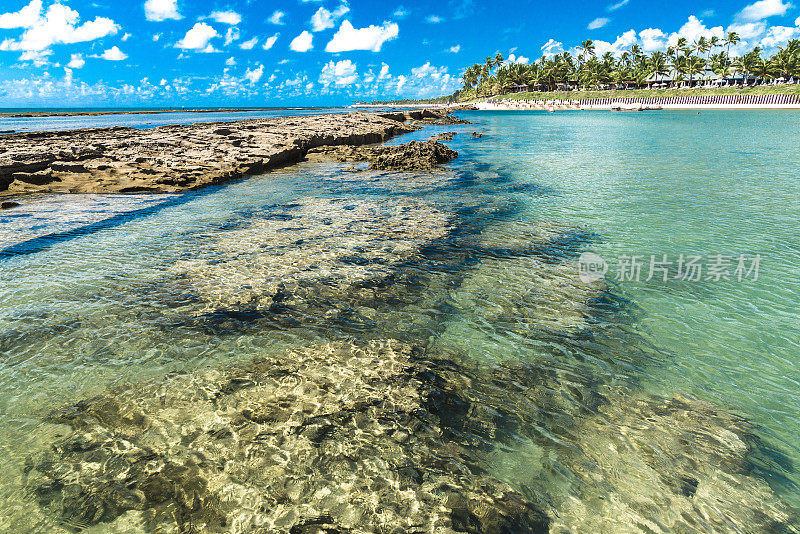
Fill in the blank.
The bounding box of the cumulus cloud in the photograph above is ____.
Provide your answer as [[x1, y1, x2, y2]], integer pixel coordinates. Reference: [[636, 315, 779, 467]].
[[290, 30, 313, 52], [727, 21, 768, 39], [324, 20, 399, 52], [448, 44, 461, 53], [244, 64, 264, 84], [411, 62, 447, 79], [0, 1, 119, 52], [67, 53, 85, 68], [593, 29, 638, 56], [736, 0, 792, 22], [262, 34, 279, 50], [425, 15, 443, 23], [144, 0, 181, 22], [311, 3, 350, 32], [541, 38, 564, 57], [269, 10, 285, 25], [506, 53, 529, 64], [588, 17, 610, 30], [225, 56, 236, 66], [759, 25, 799, 47], [319, 59, 358, 86], [96, 46, 127, 61], [208, 10, 241, 25], [239, 37, 258, 49], [176, 22, 219, 51], [638, 28, 666, 52], [0, 0, 41, 28], [666, 15, 723, 46]]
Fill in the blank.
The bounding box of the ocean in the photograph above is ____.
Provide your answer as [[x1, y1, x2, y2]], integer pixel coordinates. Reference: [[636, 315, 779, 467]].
[[0, 109, 798, 532]]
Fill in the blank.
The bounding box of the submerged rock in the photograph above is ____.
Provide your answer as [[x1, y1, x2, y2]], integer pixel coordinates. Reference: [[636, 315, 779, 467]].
[[307, 140, 458, 171], [1, 201, 20, 210], [171, 196, 454, 315], [26, 340, 550, 533]]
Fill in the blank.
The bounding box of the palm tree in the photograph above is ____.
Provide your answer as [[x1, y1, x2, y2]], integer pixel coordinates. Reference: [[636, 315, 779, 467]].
[[581, 39, 595, 59], [649, 51, 669, 85], [685, 55, 706, 86], [494, 53, 504, 69], [725, 32, 740, 63]]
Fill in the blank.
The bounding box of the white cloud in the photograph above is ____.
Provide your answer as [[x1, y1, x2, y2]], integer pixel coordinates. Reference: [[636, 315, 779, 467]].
[[19, 49, 51, 66], [152, 33, 161, 41], [67, 53, 85, 68], [0, 0, 42, 29], [507, 53, 529, 64], [319, 59, 358, 86], [176, 22, 219, 51], [225, 56, 236, 66], [290, 30, 313, 52], [209, 10, 241, 25], [796, 16, 800, 25], [0, 1, 119, 52], [727, 21, 767, 39], [97, 46, 127, 61], [608, 0, 630, 11], [311, 3, 350, 32], [324, 20, 399, 52], [736, 0, 792, 22], [122, 32, 131, 41], [263, 34, 279, 50], [269, 10, 285, 25], [144, 0, 181, 22], [379, 63, 390, 79], [425, 15, 443, 23], [638, 28, 666, 52], [244, 64, 264, 84], [412, 62, 447, 79], [224, 27, 240, 46], [448, 44, 461, 53], [588, 17, 610, 30], [541, 38, 564, 57], [240, 37, 258, 49], [759, 25, 799, 47], [394, 6, 410, 18], [594, 29, 638, 56], [667, 16, 723, 47]]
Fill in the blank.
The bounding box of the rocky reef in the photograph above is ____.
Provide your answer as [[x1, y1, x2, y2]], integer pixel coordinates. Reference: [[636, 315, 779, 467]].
[[306, 140, 458, 171], [25, 340, 550, 533], [24, 339, 796, 533], [0, 111, 444, 196], [171, 196, 454, 319]]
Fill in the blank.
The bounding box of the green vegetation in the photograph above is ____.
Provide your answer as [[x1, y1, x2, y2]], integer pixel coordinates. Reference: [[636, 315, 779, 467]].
[[479, 84, 800, 102], [459, 36, 800, 100]]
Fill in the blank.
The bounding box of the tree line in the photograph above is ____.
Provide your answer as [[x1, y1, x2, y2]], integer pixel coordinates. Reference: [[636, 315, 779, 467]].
[[459, 34, 800, 97]]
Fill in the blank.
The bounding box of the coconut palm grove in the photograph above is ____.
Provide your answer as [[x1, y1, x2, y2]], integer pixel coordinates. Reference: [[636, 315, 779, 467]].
[[457, 34, 800, 99]]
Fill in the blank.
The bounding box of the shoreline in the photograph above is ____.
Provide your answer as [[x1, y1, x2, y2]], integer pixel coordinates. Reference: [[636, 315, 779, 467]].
[[0, 108, 311, 118], [0, 109, 452, 198]]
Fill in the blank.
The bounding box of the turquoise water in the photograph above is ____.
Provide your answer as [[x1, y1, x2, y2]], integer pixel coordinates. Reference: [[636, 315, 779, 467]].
[[0, 110, 798, 532]]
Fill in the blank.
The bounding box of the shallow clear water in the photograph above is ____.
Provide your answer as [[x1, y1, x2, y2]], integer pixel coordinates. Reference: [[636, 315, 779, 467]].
[[0, 110, 798, 532], [0, 107, 379, 133]]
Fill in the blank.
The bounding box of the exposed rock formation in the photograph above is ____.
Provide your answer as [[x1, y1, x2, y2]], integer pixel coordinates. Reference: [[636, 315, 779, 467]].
[[307, 140, 458, 171], [0, 113, 423, 196]]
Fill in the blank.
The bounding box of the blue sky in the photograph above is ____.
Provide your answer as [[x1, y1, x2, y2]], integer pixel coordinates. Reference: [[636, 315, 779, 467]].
[[1, 0, 798, 107]]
